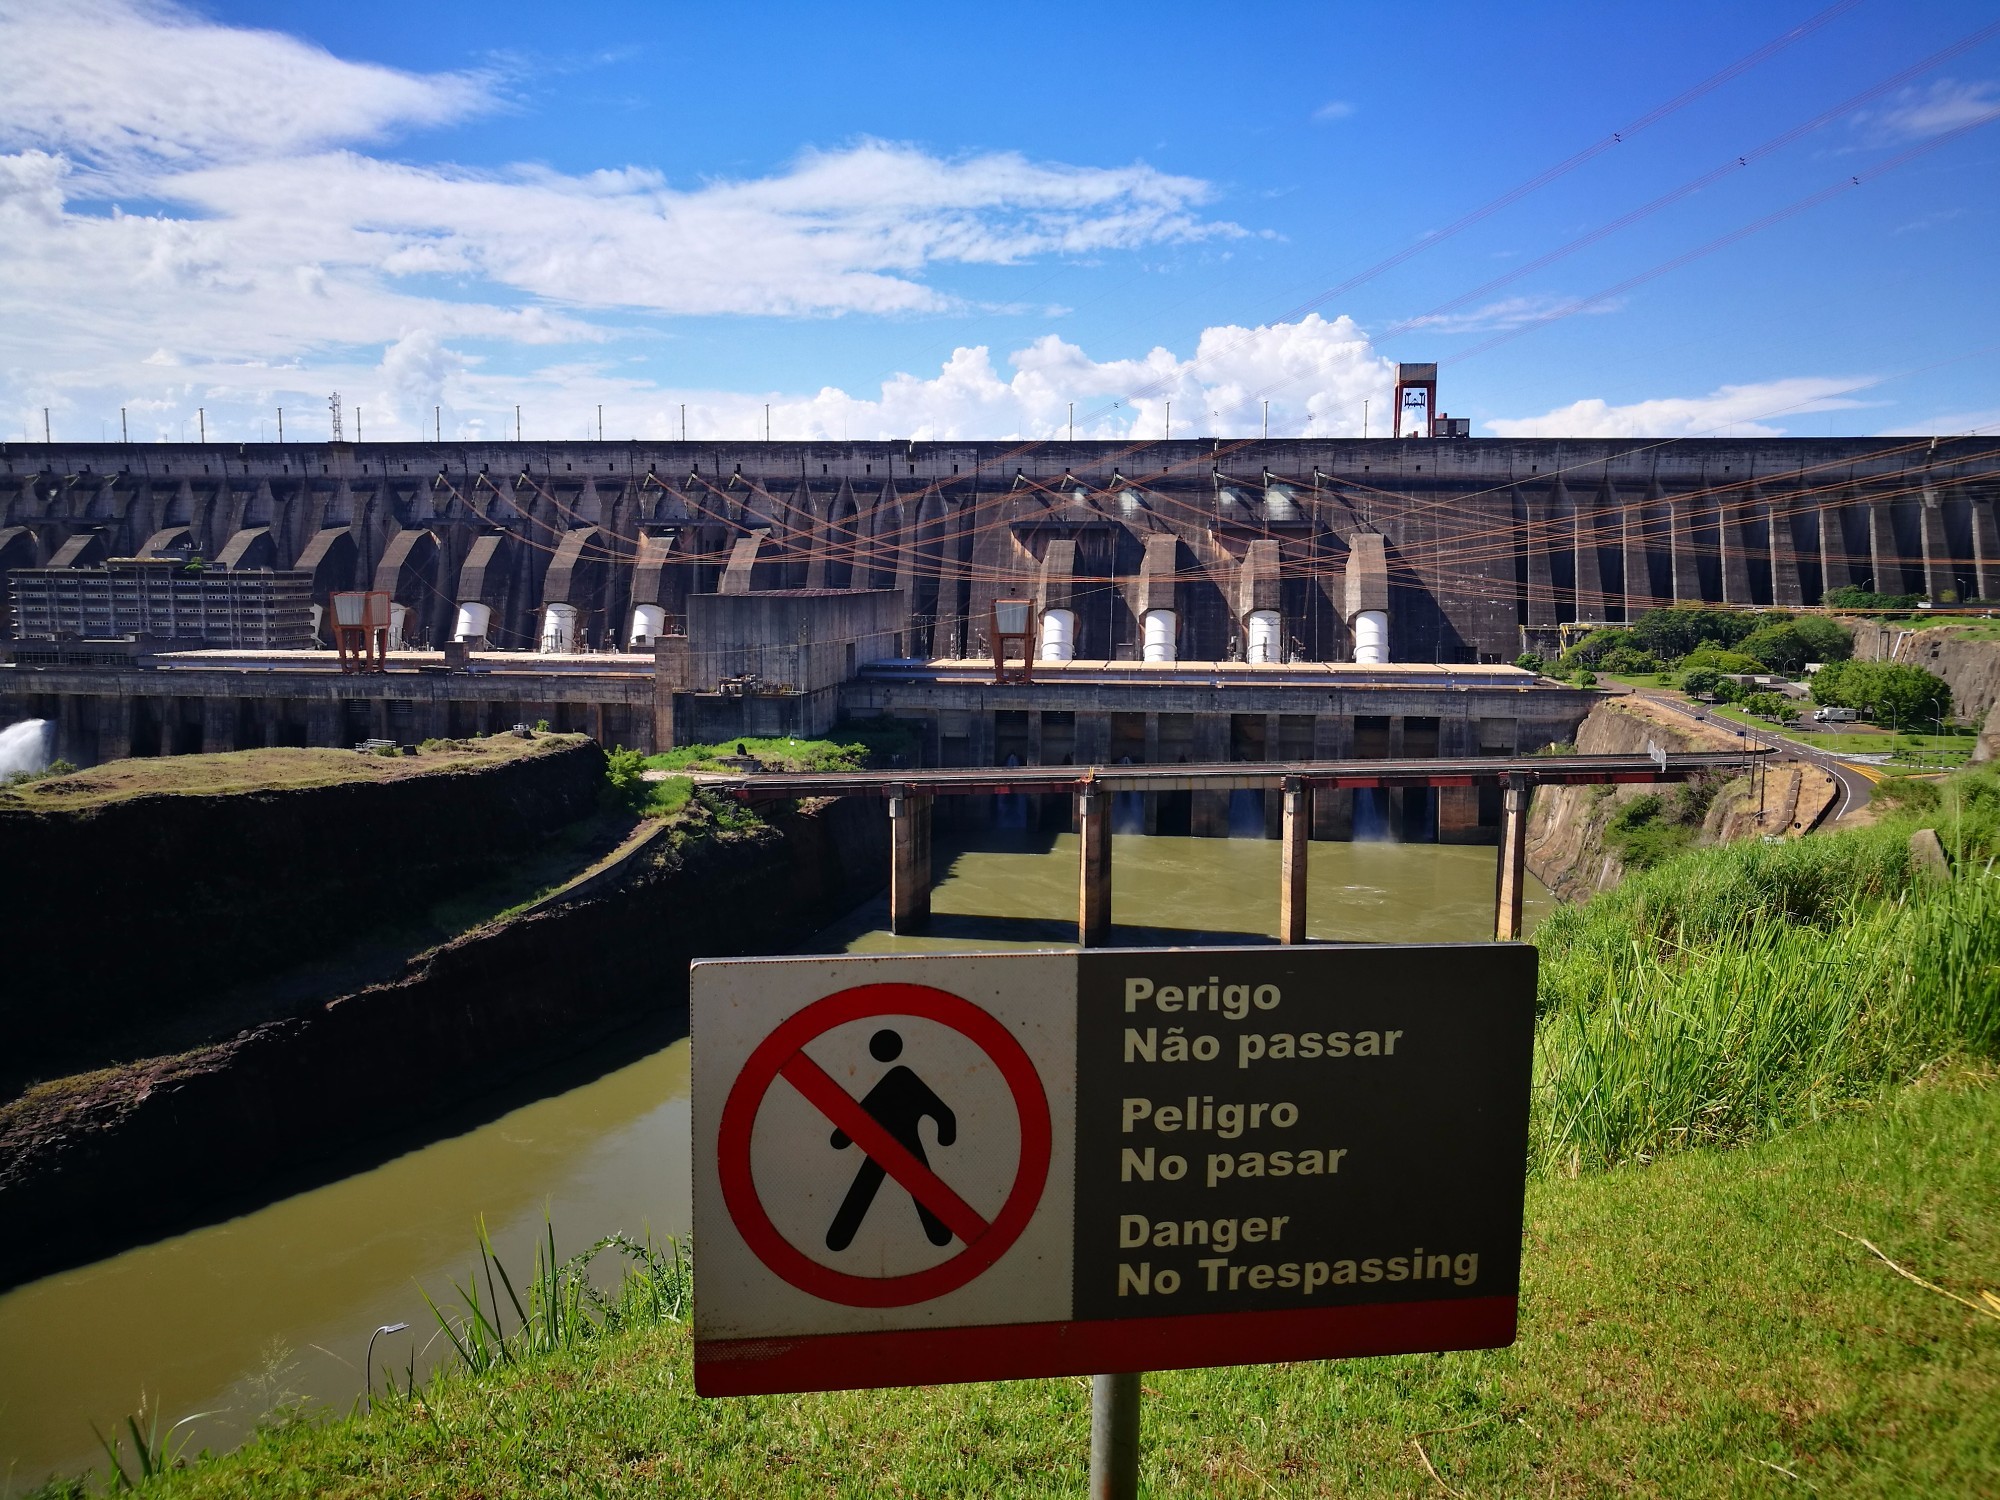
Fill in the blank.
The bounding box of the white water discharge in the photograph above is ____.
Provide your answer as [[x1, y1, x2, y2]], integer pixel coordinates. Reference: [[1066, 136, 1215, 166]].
[[0, 718, 53, 776]]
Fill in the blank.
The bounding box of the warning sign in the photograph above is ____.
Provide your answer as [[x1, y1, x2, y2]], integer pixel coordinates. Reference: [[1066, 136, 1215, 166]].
[[692, 946, 1533, 1397]]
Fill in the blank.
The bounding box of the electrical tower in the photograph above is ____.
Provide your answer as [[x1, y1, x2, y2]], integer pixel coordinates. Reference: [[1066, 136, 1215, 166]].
[[329, 393, 343, 441]]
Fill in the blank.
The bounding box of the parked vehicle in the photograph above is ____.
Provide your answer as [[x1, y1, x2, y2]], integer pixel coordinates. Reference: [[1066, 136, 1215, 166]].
[[1814, 707, 1860, 723]]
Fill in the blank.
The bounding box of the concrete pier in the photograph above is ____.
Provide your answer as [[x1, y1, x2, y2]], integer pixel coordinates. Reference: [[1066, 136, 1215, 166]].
[[1280, 778, 1310, 944], [1494, 777, 1531, 942], [889, 791, 932, 934], [1077, 785, 1112, 947]]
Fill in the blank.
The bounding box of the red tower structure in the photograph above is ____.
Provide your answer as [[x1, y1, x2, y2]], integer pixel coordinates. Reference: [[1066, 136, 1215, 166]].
[[1390, 362, 1437, 439]]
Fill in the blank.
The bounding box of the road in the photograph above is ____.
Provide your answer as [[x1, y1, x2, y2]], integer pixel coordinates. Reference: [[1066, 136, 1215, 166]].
[[1626, 689, 1876, 822]]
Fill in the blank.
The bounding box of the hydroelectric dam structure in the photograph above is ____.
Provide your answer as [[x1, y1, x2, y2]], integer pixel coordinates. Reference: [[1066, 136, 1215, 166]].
[[0, 434, 1985, 846], [3, 435, 1992, 662]]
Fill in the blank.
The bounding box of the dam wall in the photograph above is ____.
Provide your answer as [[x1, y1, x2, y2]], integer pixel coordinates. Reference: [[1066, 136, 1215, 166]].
[[5, 436, 1995, 670], [0, 795, 889, 1288], [0, 737, 606, 1083]]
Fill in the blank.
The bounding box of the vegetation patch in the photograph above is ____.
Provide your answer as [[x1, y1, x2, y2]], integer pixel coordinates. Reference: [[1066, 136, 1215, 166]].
[[54, 1078, 1998, 1498], [1531, 762, 2000, 1174], [642, 719, 920, 776]]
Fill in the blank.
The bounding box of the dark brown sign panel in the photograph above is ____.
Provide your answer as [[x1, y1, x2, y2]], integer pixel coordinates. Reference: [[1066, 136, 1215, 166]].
[[693, 945, 1535, 1396]]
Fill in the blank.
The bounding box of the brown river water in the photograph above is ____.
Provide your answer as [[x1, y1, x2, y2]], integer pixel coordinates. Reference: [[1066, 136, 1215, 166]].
[[0, 832, 1547, 1491]]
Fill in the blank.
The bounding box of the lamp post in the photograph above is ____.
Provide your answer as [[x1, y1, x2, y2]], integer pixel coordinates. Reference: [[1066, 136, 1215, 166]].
[[365, 1322, 410, 1414]]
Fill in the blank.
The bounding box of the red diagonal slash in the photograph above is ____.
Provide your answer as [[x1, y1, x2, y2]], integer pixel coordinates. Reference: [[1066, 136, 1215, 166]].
[[778, 1051, 990, 1246]]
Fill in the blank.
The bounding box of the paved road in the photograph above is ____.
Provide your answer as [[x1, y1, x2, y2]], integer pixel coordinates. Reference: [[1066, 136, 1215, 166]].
[[1627, 689, 1875, 822]]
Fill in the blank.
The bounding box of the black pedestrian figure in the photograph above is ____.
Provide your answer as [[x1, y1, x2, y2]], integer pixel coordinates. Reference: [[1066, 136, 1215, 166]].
[[825, 1029, 958, 1251]]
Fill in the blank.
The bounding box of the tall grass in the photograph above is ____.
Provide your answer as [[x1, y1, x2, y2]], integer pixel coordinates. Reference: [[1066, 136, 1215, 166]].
[[1530, 763, 2000, 1175], [416, 1218, 689, 1382]]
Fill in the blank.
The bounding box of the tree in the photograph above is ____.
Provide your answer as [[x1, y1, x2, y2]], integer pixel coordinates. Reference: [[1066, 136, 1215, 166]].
[[1631, 606, 1761, 660], [1810, 660, 1950, 724], [1789, 615, 1853, 664], [1599, 645, 1664, 675], [1681, 645, 1767, 675], [1680, 666, 1725, 699], [1514, 652, 1545, 674], [1741, 692, 1798, 724], [1558, 626, 1637, 670], [1738, 622, 1812, 675]]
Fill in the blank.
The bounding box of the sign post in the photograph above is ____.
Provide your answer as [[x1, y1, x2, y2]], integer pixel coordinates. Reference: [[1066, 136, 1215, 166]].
[[692, 945, 1536, 1483]]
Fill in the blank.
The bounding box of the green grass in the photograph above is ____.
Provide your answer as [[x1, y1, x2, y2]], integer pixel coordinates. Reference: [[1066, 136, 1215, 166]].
[[642, 720, 920, 775], [1699, 708, 1979, 768], [1530, 769, 2000, 1173], [84, 1077, 1999, 1499]]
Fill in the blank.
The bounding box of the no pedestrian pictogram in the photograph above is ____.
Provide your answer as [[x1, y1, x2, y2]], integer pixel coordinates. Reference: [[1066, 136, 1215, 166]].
[[716, 981, 1054, 1308]]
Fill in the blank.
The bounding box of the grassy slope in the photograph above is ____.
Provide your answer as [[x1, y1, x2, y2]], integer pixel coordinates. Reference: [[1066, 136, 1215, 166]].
[[133, 1077, 1999, 1499], [0, 735, 583, 813]]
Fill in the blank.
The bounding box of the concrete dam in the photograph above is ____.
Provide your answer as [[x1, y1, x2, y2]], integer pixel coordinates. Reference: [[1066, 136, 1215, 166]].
[[1, 435, 1990, 844]]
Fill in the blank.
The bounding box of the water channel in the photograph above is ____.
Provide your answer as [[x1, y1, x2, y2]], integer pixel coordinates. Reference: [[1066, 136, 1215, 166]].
[[0, 833, 1548, 1491]]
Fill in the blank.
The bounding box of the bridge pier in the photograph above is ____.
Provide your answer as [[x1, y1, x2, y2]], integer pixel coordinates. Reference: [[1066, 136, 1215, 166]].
[[889, 791, 932, 934], [1280, 778, 1310, 944], [1494, 777, 1530, 942], [1078, 785, 1112, 947]]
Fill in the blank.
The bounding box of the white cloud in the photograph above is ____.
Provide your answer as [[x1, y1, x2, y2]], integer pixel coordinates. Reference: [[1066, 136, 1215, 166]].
[[1877, 406, 2000, 437], [0, 0, 1249, 432], [1854, 78, 2000, 144], [1394, 294, 1623, 336], [1312, 101, 1356, 123], [0, 0, 496, 173], [11, 313, 1397, 445], [1486, 377, 1878, 439]]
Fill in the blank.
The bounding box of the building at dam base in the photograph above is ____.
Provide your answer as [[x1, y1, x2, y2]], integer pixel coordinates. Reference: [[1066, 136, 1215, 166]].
[[3, 435, 1986, 837]]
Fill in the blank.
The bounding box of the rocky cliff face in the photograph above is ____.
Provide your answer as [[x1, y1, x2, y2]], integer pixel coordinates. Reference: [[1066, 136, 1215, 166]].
[[1848, 621, 2000, 721], [1524, 697, 1835, 903]]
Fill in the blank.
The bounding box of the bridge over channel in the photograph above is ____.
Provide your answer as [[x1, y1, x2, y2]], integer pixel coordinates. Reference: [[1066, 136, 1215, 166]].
[[706, 750, 1767, 946]]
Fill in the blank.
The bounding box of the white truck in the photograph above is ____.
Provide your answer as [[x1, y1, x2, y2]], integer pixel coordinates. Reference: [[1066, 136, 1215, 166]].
[[1813, 707, 1860, 724]]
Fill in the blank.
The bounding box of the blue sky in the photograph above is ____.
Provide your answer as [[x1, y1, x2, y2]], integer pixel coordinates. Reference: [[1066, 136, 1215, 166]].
[[1, 0, 1996, 443]]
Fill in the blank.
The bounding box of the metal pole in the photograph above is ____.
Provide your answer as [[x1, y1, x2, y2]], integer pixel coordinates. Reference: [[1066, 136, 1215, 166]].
[[277, 408, 283, 443], [1263, 400, 1268, 439], [1164, 401, 1170, 441], [681, 403, 686, 441], [598, 403, 603, 441], [1363, 398, 1369, 439], [436, 405, 441, 442], [1089, 1372, 1140, 1499], [364, 1322, 410, 1415], [516, 404, 521, 441], [121, 408, 128, 443], [198, 407, 205, 443], [43, 408, 50, 442], [1068, 402, 1074, 442]]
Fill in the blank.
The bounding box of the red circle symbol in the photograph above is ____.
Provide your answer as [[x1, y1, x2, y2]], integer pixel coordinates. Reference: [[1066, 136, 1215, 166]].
[[718, 982, 1052, 1308]]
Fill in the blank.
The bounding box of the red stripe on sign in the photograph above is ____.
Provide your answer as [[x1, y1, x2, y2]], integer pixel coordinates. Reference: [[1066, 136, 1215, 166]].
[[777, 1051, 991, 1247], [695, 1296, 1517, 1396]]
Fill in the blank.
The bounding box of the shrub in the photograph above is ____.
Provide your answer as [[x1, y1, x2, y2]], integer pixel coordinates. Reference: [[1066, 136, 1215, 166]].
[[1823, 584, 1921, 610], [1514, 652, 1546, 674]]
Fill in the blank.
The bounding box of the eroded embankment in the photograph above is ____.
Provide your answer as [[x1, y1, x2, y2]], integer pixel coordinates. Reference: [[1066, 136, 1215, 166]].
[[0, 737, 607, 1084], [0, 795, 886, 1289], [1524, 697, 1835, 902]]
